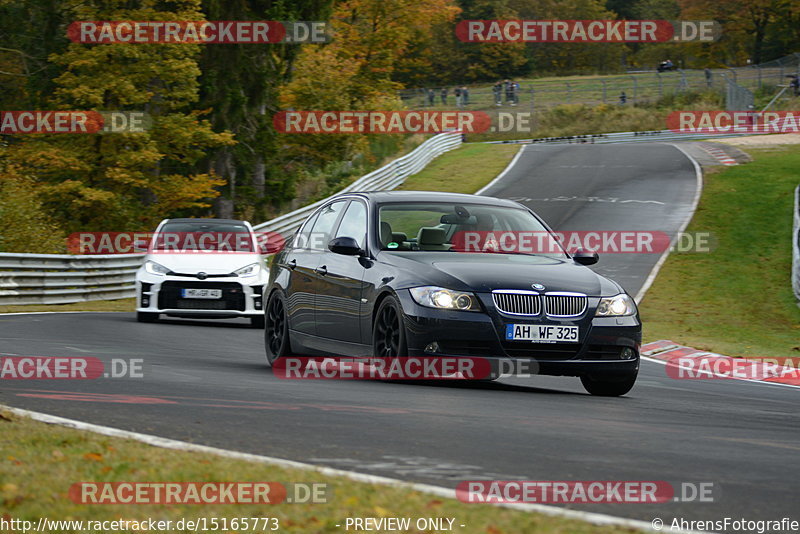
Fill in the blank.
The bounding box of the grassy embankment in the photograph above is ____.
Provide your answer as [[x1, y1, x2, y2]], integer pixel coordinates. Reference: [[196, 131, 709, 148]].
[[0, 408, 636, 534]]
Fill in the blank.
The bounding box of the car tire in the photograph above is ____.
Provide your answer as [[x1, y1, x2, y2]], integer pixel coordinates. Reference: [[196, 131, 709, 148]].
[[265, 291, 292, 365], [136, 312, 158, 323], [580, 371, 638, 397], [372, 296, 408, 358], [250, 316, 265, 329]]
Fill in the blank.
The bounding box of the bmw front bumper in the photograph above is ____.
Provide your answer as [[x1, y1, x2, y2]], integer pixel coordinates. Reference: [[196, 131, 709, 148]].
[[395, 290, 641, 378]]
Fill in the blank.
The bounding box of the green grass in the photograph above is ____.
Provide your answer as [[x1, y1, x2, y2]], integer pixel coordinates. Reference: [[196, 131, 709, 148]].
[[0, 409, 637, 534], [398, 143, 520, 193], [0, 298, 135, 314], [640, 147, 800, 358]]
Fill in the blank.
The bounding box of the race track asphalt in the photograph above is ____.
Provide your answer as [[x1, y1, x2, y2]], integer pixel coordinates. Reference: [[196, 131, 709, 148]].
[[2, 143, 797, 532]]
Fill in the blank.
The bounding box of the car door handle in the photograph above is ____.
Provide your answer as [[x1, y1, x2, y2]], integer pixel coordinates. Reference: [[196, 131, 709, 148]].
[[315, 265, 328, 275], [287, 259, 297, 270]]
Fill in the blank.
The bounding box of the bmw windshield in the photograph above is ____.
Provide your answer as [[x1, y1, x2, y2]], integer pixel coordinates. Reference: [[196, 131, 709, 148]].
[[377, 202, 568, 258]]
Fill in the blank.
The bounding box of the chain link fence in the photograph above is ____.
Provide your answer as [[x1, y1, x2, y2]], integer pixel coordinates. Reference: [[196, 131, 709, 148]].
[[399, 54, 800, 112]]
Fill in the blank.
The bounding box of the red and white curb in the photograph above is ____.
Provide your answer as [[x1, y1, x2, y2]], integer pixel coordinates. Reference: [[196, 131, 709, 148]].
[[698, 143, 738, 166], [642, 340, 800, 387]]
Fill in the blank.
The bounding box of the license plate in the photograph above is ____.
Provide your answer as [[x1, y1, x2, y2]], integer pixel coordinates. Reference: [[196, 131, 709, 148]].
[[505, 324, 579, 343], [181, 288, 222, 299]]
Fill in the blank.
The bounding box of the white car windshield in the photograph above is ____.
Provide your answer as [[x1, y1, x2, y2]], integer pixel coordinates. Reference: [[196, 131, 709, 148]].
[[153, 222, 256, 252]]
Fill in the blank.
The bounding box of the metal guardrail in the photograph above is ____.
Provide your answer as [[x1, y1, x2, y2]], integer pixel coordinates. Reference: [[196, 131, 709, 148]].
[[483, 128, 775, 146], [0, 131, 463, 306], [0, 253, 144, 305], [793, 185, 800, 303], [252, 130, 462, 236]]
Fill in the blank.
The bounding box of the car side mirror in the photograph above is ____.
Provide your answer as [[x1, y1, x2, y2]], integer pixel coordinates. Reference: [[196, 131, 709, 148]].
[[572, 248, 599, 265], [328, 236, 362, 256]]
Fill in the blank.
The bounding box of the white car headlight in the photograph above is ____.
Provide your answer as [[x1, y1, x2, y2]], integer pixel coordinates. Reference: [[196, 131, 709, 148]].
[[595, 294, 637, 317], [409, 286, 481, 311], [233, 263, 261, 277], [144, 260, 170, 276]]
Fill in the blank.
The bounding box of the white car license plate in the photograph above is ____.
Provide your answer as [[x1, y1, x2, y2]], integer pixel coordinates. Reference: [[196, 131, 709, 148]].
[[505, 324, 579, 343], [181, 288, 222, 299]]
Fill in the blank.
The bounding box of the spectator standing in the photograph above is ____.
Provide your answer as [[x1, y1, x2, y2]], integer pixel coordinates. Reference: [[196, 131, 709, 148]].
[[454, 86, 463, 107], [504, 79, 514, 105], [492, 82, 502, 106], [619, 91, 627, 105], [705, 68, 713, 88], [790, 75, 800, 97], [461, 86, 469, 106], [440, 87, 448, 105], [427, 88, 435, 106]]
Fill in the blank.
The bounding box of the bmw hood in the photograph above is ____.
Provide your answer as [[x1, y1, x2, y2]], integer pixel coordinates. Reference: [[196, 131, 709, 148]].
[[387, 252, 619, 296]]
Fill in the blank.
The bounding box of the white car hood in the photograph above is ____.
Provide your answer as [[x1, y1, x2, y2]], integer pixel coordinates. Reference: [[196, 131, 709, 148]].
[[146, 253, 263, 275]]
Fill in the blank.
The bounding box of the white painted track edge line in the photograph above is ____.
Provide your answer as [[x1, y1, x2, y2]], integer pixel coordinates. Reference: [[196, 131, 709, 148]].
[[475, 144, 527, 196], [1, 403, 697, 533], [634, 144, 704, 305]]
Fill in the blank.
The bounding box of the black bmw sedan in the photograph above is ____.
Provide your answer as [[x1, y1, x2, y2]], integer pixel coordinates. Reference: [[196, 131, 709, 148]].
[[263, 191, 641, 396]]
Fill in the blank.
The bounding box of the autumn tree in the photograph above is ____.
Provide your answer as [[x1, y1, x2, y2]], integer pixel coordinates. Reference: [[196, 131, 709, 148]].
[[197, 0, 334, 220], [2, 0, 234, 233], [279, 0, 460, 168], [678, 0, 795, 65]]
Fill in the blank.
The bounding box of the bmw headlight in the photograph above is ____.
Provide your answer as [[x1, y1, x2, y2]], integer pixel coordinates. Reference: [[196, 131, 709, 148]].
[[144, 260, 170, 276], [595, 294, 637, 317], [409, 286, 481, 311], [233, 263, 261, 277]]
